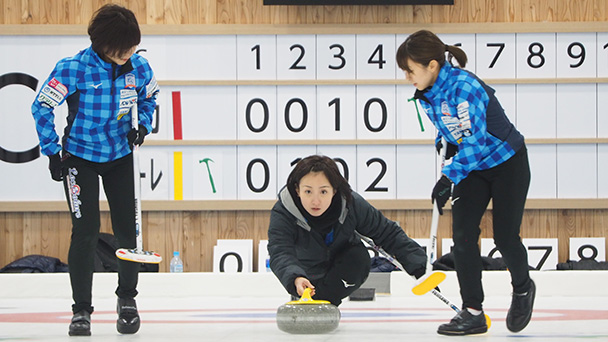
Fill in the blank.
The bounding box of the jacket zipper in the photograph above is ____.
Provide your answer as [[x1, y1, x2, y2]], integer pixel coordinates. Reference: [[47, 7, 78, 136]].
[[111, 63, 116, 114]]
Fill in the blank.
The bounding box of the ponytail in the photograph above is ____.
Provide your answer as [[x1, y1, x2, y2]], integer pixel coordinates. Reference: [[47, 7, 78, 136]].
[[445, 44, 468, 68], [397, 30, 469, 71]]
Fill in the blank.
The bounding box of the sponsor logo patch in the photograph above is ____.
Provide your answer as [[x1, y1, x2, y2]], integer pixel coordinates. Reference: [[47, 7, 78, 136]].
[[125, 73, 136, 88], [48, 78, 67, 96], [146, 76, 159, 99], [67, 167, 82, 219], [457, 101, 472, 132], [441, 101, 451, 116]]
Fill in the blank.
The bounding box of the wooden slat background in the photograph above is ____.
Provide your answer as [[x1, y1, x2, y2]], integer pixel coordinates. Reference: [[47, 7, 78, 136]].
[[1, 0, 607, 271]]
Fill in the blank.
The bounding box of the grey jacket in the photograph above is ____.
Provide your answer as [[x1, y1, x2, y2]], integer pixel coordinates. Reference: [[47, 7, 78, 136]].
[[267, 186, 426, 295]]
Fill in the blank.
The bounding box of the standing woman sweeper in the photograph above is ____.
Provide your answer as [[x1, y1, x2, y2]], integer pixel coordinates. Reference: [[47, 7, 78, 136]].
[[396, 29, 535, 336], [31, 4, 159, 336], [268, 155, 427, 306]]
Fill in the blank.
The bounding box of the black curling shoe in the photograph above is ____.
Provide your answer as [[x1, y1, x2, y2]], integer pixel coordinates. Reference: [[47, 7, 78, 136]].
[[116, 298, 140, 334], [68, 310, 91, 336], [437, 308, 488, 336], [507, 279, 536, 332]]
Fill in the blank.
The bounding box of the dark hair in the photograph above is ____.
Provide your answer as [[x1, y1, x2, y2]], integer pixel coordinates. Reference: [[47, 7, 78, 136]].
[[287, 155, 352, 205], [396, 30, 468, 72], [88, 4, 141, 59]]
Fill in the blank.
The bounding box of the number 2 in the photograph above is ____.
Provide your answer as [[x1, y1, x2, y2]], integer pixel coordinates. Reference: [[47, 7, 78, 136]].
[[289, 44, 306, 70]]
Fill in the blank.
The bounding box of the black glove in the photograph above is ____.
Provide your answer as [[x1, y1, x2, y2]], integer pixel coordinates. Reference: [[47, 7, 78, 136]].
[[432, 175, 452, 215], [127, 124, 147, 148], [48, 153, 63, 182], [412, 267, 426, 280], [436, 140, 458, 160]]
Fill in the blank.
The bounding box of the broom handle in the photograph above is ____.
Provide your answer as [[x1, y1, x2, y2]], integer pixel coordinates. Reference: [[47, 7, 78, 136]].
[[131, 103, 143, 253], [428, 137, 447, 273]]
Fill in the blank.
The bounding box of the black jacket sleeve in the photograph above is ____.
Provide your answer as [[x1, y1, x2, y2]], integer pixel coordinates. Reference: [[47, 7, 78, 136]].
[[351, 192, 427, 276], [267, 202, 308, 296]]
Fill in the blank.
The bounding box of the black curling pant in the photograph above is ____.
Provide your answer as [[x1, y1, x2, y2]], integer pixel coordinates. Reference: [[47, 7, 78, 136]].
[[63, 154, 140, 314], [450, 146, 531, 311], [313, 242, 371, 306]]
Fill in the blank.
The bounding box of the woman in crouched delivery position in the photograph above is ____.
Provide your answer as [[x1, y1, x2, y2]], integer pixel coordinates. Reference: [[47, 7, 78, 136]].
[[396, 30, 535, 336], [267, 155, 427, 306]]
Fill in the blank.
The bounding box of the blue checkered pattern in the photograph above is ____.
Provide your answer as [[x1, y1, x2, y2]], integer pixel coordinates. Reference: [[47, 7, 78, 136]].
[[418, 63, 523, 185], [32, 46, 159, 163]]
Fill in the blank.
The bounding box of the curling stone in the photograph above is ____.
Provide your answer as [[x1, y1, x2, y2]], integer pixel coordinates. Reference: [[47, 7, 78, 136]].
[[276, 288, 340, 334]]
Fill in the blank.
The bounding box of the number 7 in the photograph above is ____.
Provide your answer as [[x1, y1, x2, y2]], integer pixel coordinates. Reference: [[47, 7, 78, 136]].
[[486, 43, 505, 68], [528, 246, 552, 270]]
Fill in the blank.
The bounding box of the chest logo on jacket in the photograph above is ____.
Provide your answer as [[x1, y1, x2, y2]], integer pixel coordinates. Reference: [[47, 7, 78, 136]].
[[125, 73, 136, 88], [441, 101, 451, 116]]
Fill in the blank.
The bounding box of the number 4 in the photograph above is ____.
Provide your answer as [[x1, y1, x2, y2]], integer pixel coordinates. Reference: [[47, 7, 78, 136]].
[[368, 45, 386, 69]]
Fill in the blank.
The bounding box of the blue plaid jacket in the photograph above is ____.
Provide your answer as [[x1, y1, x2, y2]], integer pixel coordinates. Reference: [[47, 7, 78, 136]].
[[32, 46, 159, 163], [415, 63, 524, 185]]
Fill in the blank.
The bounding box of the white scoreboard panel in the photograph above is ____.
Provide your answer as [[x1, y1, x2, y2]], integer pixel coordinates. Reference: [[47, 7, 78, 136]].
[[0, 31, 607, 201]]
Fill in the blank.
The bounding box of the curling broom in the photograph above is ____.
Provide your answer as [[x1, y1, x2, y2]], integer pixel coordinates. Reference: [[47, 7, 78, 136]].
[[115, 103, 162, 264]]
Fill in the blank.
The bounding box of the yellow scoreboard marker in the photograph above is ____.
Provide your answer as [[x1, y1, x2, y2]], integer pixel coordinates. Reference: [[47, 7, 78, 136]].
[[173, 151, 183, 200]]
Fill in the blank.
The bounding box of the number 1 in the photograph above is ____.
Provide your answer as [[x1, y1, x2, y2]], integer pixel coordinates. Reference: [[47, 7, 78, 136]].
[[251, 45, 261, 70]]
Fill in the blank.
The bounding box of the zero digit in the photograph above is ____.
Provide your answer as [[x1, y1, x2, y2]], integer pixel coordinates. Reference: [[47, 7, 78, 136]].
[[245, 98, 269, 133], [284, 98, 308, 133], [333, 157, 349, 181], [219, 252, 244, 272], [0, 72, 41, 164], [246, 158, 270, 193], [363, 98, 387, 133]]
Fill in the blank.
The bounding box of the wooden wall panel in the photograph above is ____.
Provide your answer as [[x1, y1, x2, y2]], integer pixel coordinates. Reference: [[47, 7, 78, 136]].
[[1, 0, 608, 24], [1, 209, 607, 272]]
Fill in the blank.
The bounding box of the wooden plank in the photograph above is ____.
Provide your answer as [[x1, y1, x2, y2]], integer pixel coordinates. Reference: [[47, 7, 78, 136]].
[[4, 213, 24, 267], [200, 211, 221, 272], [22, 211, 41, 256], [0, 0, 605, 26], [593, 209, 608, 260], [145, 211, 168, 270], [3, 21, 608, 35], [166, 211, 184, 269], [146, 0, 165, 25], [182, 211, 202, 272], [3, 0, 21, 24], [2, 198, 608, 212]]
